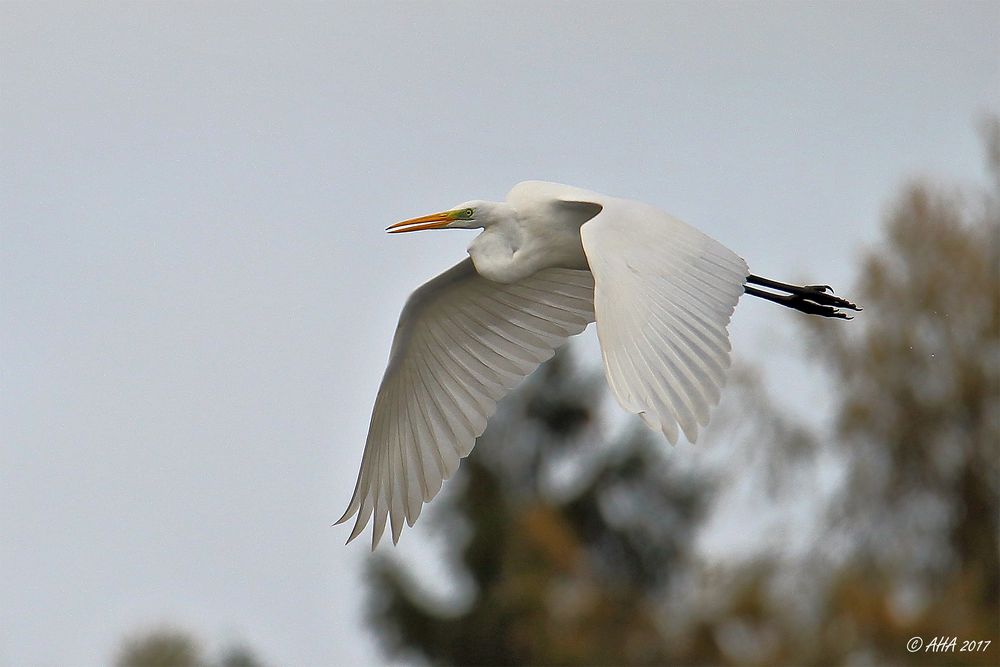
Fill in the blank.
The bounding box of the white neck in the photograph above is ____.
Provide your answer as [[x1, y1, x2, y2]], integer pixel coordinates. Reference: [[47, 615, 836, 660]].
[[468, 218, 525, 283], [463, 197, 593, 283]]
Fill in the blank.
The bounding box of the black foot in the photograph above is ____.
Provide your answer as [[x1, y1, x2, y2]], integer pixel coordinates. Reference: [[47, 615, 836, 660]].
[[745, 275, 862, 319]]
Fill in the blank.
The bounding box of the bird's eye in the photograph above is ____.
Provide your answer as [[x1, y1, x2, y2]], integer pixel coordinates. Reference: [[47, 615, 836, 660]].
[[464, 208, 474, 218]]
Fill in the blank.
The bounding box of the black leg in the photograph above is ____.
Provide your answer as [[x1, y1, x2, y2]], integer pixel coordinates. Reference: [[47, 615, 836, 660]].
[[744, 274, 861, 319]]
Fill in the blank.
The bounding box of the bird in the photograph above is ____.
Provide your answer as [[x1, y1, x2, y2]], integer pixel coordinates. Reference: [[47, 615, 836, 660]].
[[337, 181, 860, 548]]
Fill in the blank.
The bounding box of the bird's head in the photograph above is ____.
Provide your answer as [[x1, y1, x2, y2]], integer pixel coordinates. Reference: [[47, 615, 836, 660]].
[[386, 200, 513, 234]]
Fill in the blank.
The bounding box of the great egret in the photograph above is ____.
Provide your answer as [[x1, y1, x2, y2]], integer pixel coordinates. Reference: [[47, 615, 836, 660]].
[[338, 181, 859, 548]]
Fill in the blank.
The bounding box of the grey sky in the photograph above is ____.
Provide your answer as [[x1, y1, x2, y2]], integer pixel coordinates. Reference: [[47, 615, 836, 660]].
[[2, 2, 997, 665]]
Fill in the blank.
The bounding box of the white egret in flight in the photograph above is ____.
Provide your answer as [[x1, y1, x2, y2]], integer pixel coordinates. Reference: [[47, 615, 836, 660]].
[[338, 181, 860, 548]]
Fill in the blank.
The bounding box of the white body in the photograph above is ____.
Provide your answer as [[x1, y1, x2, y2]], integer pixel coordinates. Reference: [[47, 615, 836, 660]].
[[339, 181, 749, 548]]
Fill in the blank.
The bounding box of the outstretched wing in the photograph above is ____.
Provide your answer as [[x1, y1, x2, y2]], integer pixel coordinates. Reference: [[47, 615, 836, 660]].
[[338, 259, 594, 548], [579, 196, 749, 444]]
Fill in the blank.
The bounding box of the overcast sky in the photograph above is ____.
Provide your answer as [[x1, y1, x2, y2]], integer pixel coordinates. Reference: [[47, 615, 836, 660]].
[[2, 2, 997, 665]]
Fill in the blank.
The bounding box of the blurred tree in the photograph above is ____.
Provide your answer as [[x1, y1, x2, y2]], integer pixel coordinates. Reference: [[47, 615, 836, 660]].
[[116, 629, 202, 667], [798, 118, 1000, 665], [364, 123, 999, 666], [367, 350, 716, 666], [115, 627, 266, 667], [218, 646, 266, 667], [680, 122, 1000, 667]]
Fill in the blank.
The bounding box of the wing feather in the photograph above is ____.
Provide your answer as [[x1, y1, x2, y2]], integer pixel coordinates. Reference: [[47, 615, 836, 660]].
[[580, 197, 748, 444], [338, 259, 594, 548]]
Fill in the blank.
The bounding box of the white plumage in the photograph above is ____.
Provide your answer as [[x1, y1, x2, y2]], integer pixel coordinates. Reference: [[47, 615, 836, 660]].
[[337, 181, 857, 548], [340, 260, 596, 546]]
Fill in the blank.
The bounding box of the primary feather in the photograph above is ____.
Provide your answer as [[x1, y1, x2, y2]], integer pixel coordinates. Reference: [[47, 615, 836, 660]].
[[337, 258, 595, 548]]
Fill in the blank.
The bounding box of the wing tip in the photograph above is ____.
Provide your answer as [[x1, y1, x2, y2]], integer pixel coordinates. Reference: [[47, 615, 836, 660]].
[[390, 514, 404, 546], [338, 512, 407, 550], [343, 520, 362, 546], [334, 506, 356, 526]]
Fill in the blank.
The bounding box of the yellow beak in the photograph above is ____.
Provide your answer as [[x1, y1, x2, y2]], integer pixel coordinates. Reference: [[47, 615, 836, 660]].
[[386, 211, 453, 234]]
